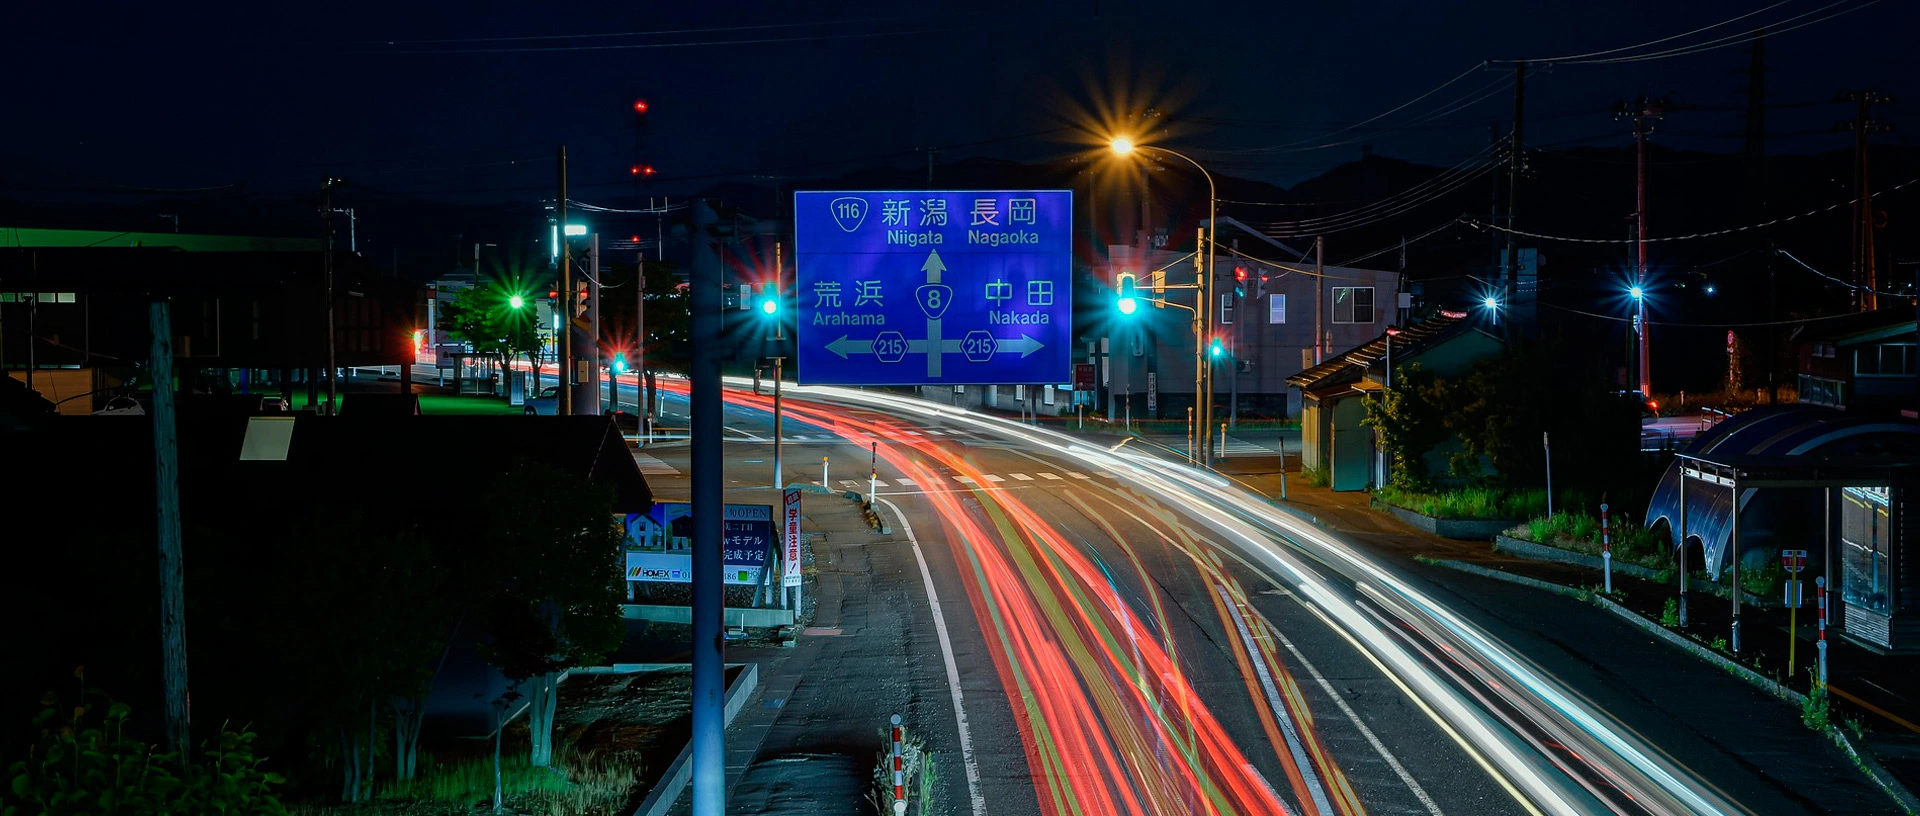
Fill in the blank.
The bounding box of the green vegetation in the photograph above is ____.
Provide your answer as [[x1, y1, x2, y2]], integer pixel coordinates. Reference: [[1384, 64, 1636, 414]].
[[1802, 685, 1832, 731], [1741, 566, 1784, 601], [1509, 511, 1669, 570], [1, 683, 288, 816], [1661, 598, 1681, 627], [378, 748, 639, 813], [412, 392, 522, 416], [1375, 486, 1545, 520], [1302, 464, 1330, 488]]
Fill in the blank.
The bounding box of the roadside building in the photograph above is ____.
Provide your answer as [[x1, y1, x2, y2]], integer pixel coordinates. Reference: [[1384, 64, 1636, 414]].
[[1286, 310, 1504, 491], [1794, 307, 1918, 418], [1, 232, 419, 414]]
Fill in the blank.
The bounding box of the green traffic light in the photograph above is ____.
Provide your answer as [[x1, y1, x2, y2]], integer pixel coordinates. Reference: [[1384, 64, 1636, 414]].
[[612, 353, 628, 374], [1210, 339, 1224, 358], [760, 297, 779, 316], [1116, 274, 1138, 316], [508, 294, 525, 309]]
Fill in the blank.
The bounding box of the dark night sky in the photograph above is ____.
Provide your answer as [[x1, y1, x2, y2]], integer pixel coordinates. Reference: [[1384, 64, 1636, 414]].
[[3, 0, 1914, 205]]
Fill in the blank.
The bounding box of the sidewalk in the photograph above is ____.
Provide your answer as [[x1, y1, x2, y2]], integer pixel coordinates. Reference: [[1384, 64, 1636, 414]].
[[1218, 455, 1920, 810]]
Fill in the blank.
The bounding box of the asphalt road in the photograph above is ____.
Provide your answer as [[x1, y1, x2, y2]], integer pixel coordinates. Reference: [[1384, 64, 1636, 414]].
[[602, 373, 1888, 816]]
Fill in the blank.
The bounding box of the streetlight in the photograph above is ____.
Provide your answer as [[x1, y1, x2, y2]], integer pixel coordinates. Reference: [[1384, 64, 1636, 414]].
[[1110, 134, 1218, 467], [1628, 283, 1650, 397]]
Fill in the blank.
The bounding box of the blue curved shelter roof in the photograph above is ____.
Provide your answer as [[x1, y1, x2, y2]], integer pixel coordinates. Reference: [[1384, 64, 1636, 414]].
[[1645, 406, 1920, 578]]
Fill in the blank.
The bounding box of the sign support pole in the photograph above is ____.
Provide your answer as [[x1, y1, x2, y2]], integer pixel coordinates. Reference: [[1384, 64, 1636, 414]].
[[688, 198, 725, 816]]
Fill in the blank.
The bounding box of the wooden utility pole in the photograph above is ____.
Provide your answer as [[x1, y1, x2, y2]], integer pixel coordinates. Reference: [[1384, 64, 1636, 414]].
[[1838, 90, 1895, 312], [557, 146, 574, 416], [1314, 236, 1325, 364], [1503, 61, 1525, 340], [1616, 96, 1668, 398], [321, 176, 346, 416], [149, 300, 190, 761]]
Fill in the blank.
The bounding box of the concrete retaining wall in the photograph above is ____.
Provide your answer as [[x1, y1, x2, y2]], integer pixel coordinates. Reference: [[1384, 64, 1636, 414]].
[[630, 663, 761, 816], [1493, 535, 1671, 582], [1385, 505, 1516, 540]]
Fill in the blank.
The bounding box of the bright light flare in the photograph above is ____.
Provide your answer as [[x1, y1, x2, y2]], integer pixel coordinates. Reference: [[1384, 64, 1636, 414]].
[[1109, 136, 1136, 156], [1629, 285, 1644, 300], [508, 294, 525, 309], [1117, 296, 1138, 315], [1482, 295, 1499, 310]]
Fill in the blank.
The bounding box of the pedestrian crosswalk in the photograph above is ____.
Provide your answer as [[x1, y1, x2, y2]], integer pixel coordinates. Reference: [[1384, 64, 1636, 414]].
[[827, 470, 1114, 490], [632, 451, 679, 475]]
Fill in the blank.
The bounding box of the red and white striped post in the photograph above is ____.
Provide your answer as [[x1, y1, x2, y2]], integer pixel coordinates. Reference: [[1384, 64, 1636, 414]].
[[870, 441, 879, 506], [889, 714, 907, 814], [1816, 576, 1829, 686], [1600, 503, 1612, 594]]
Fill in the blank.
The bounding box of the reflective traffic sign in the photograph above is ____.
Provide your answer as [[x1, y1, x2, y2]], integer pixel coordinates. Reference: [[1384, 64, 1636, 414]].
[[794, 190, 1072, 385]]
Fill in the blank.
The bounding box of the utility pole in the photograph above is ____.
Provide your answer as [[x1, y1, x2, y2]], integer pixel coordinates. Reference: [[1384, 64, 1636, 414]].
[[637, 252, 647, 426], [1745, 29, 1779, 401], [320, 176, 346, 416], [1313, 236, 1325, 364], [772, 242, 785, 494], [557, 146, 573, 416], [149, 299, 190, 762], [1503, 61, 1525, 341], [1838, 89, 1895, 312], [688, 199, 725, 816], [1615, 96, 1668, 398]]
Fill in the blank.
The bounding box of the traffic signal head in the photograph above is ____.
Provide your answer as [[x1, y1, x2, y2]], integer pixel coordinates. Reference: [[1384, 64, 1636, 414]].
[[1234, 266, 1247, 282], [612, 351, 628, 373], [1209, 337, 1225, 358], [760, 291, 779, 316], [508, 294, 525, 309], [1116, 274, 1138, 315]]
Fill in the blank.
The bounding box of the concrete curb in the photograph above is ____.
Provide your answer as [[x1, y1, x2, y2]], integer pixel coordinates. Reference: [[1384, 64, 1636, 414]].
[[1423, 557, 1920, 816], [1493, 534, 1671, 582], [1384, 505, 1517, 540], [630, 663, 762, 816]]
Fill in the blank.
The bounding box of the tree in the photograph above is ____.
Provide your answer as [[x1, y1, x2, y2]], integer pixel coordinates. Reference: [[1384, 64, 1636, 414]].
[[472, 459, 626, 769], [276, 509, 454, 802], [1362, 362, 1454, 490], [440, 284, 542, 389]]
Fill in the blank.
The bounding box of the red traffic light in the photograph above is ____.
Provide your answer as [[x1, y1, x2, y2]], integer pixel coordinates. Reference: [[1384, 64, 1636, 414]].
[[633, 99, 649, 113], [1234, 266, 1247, 281], [547, 290, 559, 299]]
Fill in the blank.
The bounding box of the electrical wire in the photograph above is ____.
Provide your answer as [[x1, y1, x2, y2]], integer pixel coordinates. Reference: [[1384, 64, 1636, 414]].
[[1538, 300, 1885, 328], [377, 22, 999, 54], [1459, 176, 1917, 244], [1491, 0, 1796, 63], [1567, 0, 1885, 65], [1331, 219, 1465, 267], [1259, 157, 1500, 237], [566, 199, 687, 214], [369, 14, 937, 45], [1230, 62, 1488, 153], [1777, 248, 1915, 297]]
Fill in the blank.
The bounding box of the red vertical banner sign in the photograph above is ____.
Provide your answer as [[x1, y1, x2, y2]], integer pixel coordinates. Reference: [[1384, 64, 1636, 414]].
[[782, 487, 803, 587]]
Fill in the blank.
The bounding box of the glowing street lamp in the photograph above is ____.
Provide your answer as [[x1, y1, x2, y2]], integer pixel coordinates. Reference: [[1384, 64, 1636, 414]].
[[1110, 133, 1220, 467], [1629, 285, 1645, 301]]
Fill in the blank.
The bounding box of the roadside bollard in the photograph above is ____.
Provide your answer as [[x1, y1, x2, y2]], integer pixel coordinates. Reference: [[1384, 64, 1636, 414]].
[[890, 714, 906, 813], [1816, 576, 1829, 686], [1601, 503, 1612, 594]]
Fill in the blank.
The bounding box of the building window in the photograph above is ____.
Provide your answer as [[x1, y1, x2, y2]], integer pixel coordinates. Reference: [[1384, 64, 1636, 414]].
[[1043, 384, 1056, 405], [1332, 287, 1374, 324], [1814, 341, 1837, 359], [1855, 343, 1916, 377], [1798, 374, 1847, 407], [1270, 294, 1287, 324]]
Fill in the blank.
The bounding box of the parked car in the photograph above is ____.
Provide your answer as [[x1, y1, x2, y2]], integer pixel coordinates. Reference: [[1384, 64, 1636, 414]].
[[524, 386, 559, 416]]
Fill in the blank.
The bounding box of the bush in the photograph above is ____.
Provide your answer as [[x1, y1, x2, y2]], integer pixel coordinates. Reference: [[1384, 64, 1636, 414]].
[[1511, 511, 1669, 570], [1302, 464, 1330, 488], [2, 684, 288, 816], [1802, 685, 1832, 732], [1376, 486, 1544, 520]]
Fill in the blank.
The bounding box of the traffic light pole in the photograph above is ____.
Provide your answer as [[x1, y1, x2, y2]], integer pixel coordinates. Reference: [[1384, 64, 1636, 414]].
[[556, 146, 573, 417]]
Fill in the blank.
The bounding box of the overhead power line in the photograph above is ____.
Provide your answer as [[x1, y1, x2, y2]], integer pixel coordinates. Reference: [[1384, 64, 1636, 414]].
[[1539, 301, 1881, 328], [1490, 0, 1795, 63], [1778, 248, 1914, 298], [1458, 176, 1917, 244]]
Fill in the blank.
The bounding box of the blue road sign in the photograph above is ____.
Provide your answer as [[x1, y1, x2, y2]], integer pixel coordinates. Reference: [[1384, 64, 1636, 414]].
[[794, 190, 1072, 385]]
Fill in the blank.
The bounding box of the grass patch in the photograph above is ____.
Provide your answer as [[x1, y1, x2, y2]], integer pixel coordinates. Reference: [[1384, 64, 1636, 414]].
[[1506, 511, 1669, 571], [1301, 464, 1330, 488], [412, 392, 523, 416], [287, 746, 642, 816], [1375, 486, 1544, 520]]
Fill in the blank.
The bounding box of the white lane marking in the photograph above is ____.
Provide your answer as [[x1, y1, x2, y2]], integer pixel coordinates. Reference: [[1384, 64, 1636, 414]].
[[1010, 473, 1034, 481], [839, 480, 860, 489], [874, 497, 988, 816], [1068, 472, 1091, 480], [1038, 472, 1063, 480], [1269, 620, 1446, 816], [895, 477, 917, 486], [1218, 585, 1335, 816], [873, 478, 891, 488], [954, 475, 976, 484], [982, 474, 1005, 483]]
